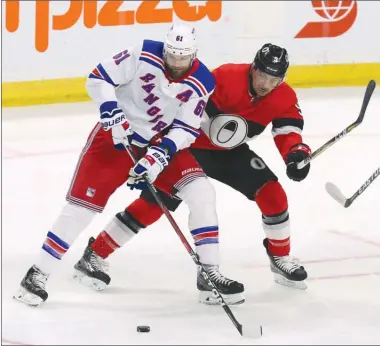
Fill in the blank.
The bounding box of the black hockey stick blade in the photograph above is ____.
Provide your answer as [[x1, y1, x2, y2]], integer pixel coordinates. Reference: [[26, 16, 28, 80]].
[[297, 80, 376, 169], [355, 79, 376, 125]]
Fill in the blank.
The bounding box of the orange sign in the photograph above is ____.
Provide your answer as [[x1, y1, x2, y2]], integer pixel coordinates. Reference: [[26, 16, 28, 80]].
[[5, 0, 222, 53], [295, 1, 357, 38]]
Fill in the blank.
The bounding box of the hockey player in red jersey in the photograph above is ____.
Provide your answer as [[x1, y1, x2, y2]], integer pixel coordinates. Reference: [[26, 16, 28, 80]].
[[14, 24, 245, 307], [74, 43, 310, 295]]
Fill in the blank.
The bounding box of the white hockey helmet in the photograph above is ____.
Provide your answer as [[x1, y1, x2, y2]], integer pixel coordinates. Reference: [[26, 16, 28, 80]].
[[164, 23, 197, 58]]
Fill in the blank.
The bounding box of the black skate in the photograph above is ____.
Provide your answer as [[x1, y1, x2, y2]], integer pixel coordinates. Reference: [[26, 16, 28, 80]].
[[197, 264, 245, 305], [14, 265, 49, 307], [263, 238, 307, 290], [73, 237, 111, 291]]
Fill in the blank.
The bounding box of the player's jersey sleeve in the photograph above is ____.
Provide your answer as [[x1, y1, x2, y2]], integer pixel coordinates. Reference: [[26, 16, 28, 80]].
[[271, 87, 305, 160], [164, 63, 216, 153], [165, 94, 211, 152], [204, 64, 230, 118], [86, 43, 142, 107]]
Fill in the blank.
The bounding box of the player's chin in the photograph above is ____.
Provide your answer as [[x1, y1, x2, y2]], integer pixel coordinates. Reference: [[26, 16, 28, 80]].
[[167, 68, 185, 79], [257, 88, 270, 97]]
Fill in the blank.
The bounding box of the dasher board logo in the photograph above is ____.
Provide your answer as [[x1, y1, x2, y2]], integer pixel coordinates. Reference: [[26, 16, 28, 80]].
[[4, 0, 222, 53], [295, 1, 357, 38]]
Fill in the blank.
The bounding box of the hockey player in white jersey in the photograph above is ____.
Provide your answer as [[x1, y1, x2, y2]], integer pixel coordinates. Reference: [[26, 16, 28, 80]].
[[14, 24, 244, 307]]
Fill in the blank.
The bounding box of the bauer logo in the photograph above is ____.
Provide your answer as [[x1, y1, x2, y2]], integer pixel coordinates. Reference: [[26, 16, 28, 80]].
[[181, 168, 202, 176], [4, 0, 222, 53], [295, 1, 358, 39]]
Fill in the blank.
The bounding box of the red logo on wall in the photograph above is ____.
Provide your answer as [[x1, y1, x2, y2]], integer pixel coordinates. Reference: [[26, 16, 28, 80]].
[[295, 1, 357, 38]]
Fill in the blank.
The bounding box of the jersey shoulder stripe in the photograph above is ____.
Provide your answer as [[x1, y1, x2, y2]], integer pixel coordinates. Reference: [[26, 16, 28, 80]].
[[182, 61, 215, 97], [139, 40, 165, 73]]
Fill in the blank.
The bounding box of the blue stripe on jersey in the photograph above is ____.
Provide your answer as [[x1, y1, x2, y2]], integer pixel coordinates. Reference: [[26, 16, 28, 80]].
[[172, 119, 200, 137], [191, 226, 219, 236], [173, 118, 199, 130], [181, 80, 203, 97], [172, 125, 200, 138], [139, 57, 165, 74], [130, 132, 149, 146], [189, 61, 216, 94], [173, 126, 199, 138], [88, 73, 105, 81], [96, 64, 119, 87], [141, 40, 164, 60]]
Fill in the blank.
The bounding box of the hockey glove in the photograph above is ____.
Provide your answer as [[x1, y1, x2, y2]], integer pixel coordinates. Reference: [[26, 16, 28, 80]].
[[99, 101, 133, 149], [127, 146, 169, 190], [111, 124, 134, 150], [285, 143, 311, 182]]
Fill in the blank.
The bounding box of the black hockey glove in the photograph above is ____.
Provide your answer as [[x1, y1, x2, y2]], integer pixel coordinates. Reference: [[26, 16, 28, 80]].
[[285, 143, 311, 182]]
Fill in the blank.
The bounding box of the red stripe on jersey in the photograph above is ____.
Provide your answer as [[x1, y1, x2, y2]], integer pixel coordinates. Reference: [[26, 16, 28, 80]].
[[141, 52, 164, 67], [92, 68, 102, 77], [187, 76, 207, 95]]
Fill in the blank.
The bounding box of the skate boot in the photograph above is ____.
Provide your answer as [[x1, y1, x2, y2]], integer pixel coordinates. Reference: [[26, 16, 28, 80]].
[[14, 265, 49, 307], [73, 237, 111, 291], [263, 238, 307, 290], [197, 264, 245, 305]]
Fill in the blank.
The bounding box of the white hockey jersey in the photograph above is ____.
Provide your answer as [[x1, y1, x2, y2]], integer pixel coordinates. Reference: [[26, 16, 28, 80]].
[[86, 39, 215, 153]]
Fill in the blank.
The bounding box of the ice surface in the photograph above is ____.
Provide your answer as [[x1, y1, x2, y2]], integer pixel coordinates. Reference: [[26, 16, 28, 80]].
[[2, 86, 380, 345]]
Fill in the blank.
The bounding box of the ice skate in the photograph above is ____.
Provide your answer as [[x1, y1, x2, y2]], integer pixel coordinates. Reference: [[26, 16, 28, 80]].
[[264, 238, 307, 290], [14, 265, 49, 307], [197, 264, 245, 305], [73, 237, 111, 291]]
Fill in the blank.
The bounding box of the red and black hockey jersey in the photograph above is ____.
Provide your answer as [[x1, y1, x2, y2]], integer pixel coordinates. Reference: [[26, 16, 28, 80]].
[[192, 63, 305, 161]]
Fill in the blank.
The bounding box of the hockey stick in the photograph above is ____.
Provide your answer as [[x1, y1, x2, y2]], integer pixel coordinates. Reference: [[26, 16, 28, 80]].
[[325, 166, 380, 208], [122, 141, 262, 338], [297, 80, 376, 169]]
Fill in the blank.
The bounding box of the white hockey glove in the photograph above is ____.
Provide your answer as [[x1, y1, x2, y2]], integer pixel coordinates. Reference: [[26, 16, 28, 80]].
[[111, 124, 133, 150], [99, 101, 133, 149], [127, 146, 169, 190]]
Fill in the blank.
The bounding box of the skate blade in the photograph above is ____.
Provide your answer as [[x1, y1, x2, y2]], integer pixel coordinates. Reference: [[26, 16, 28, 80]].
[[199, 291, 245, 305], [273, 273, 307, 290], [13, 287, 44, 307], [73, 269, 108, 291]]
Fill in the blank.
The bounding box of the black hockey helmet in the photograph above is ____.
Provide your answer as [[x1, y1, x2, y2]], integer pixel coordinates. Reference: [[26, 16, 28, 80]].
[[253, 43, 289, 78]]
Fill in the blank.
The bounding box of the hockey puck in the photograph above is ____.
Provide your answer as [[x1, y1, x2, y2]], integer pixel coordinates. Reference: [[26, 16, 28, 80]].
[[137, 325, 150, 333]]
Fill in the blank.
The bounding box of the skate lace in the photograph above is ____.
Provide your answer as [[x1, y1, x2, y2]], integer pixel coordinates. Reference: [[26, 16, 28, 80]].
[[90, 252, 109, 273], [207, 267, 234, 286], [273, 255, 301, 274], [32, 270, 48, 289]]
